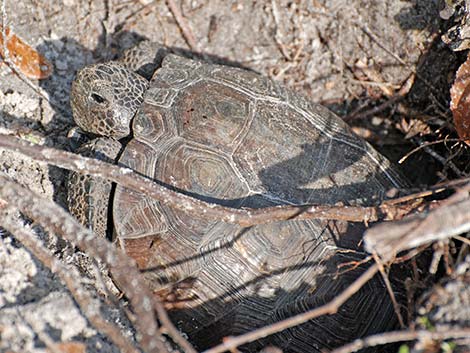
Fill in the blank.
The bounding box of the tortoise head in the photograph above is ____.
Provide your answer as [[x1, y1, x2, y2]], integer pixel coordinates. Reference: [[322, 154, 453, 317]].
[[71, 62, 149, 139]]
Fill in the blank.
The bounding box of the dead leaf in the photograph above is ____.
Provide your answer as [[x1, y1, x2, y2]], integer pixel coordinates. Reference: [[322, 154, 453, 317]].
[[450, 52, 470, 143], [0, 25, 53, 79], [398, 117, 432, 139], [48, 342, 86, 353]]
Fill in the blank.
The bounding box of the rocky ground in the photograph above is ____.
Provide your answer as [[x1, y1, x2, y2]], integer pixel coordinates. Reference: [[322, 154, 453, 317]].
[[0, 0, 469, 352]]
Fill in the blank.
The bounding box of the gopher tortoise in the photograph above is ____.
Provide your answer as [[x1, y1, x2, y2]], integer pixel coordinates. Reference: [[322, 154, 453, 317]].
[[68, 42, 405, 352]]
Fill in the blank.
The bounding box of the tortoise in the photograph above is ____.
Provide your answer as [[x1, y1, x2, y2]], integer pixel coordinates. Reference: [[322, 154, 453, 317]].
[[67, 42, 406, 352]]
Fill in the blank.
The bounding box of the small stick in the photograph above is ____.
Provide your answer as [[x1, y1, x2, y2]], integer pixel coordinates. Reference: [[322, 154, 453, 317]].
[[330, 327, 470, 353], [399, 138, 462, 164], [343, 95, 403, 121], [454, 234, 470, 246], [372, 253, 405, 328], [271, 0, 291, 61], [358, 23, 444, 105], [153, 301, 198, 353], [166, 0, 199, 52]]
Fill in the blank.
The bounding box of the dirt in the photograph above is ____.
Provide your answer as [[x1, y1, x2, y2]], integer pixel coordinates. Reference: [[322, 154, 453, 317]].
[[0, 0, 468, 352]]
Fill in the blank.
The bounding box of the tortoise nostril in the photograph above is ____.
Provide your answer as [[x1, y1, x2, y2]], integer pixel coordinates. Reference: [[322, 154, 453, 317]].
[[91, 93, 106, 104]]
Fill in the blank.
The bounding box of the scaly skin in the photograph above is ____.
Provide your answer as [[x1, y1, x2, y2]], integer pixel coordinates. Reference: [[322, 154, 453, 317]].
[[67, 138, 121, 238], [70, 61, 148, 139]]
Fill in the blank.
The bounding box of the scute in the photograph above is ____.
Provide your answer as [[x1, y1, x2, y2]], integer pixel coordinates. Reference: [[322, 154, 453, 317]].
[[112, 54, 406, 352], [210, 63, 288, 100], [160, 141, 250, 204], [174, 81, 252, 151]]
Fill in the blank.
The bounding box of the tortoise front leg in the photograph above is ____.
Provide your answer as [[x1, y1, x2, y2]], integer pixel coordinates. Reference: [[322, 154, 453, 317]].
[[67, 138, 122, 239]]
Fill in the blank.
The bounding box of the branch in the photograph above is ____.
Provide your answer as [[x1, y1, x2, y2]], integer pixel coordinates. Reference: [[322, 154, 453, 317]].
[[365, 196, 470, 260], [330, 327, 470, 353], [0, 134, 406, 226]]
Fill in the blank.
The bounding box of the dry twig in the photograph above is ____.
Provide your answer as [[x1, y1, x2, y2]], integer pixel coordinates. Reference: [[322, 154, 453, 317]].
[[343, 95, 404, 121], [154, 301, 198, 353], [365, 195, 470, 261], [399, 138, 463, 164], [0, 134, 400, 226], [166, 0, 199, 52], [372, 253, 405, 328], [358, 23, 445, 107], [271, 0, 291, 61], [344, 71, 414, 121], [419, 143, 466, 177], [330, 328, 470, 353]]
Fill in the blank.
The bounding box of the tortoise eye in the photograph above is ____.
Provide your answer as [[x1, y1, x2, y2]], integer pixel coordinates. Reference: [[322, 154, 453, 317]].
[[91, 93, 106, 104]]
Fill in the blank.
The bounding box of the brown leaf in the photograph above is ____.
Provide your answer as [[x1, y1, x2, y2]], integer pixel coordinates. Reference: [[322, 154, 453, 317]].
[[450, 52, 470, 143], [0, 25, 53, 79], [398, 117, 432, 139], [47, 342, 86, 353]]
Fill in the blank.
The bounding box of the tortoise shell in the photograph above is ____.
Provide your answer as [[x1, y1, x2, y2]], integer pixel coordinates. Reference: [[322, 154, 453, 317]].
[[109, 54, 404, 351]]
